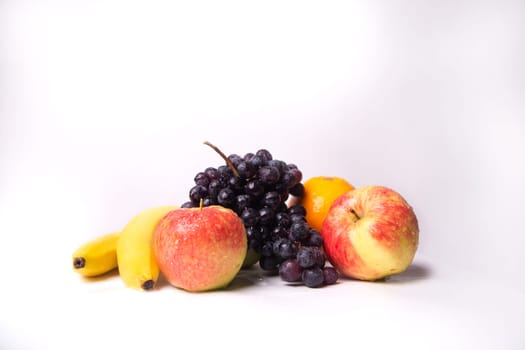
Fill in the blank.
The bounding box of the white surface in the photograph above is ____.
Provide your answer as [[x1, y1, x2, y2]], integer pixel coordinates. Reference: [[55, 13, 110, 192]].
[[1, 1, 524, 349]]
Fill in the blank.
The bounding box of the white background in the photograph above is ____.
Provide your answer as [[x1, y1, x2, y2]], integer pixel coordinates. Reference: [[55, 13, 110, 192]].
[[1, 1, 524, 349]]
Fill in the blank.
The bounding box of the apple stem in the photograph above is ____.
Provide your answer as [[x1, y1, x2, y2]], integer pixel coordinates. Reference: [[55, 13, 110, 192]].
[[351, 209, 361, 220], [203, 141, 240, 177], [199, 198, 203, 210]]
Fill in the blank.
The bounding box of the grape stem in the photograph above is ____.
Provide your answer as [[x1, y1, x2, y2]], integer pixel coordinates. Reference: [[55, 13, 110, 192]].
[[203, 141, 240, 177]]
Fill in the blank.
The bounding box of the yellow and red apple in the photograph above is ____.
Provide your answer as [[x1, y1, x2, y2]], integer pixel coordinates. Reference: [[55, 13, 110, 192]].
[[153, 206, 247, 292], [321, 185, 419, 281]]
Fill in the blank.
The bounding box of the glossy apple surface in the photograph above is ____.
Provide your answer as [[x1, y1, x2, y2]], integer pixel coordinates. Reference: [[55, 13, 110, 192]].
[[321, 185, 419, 281], [153, 206, 247, 292]]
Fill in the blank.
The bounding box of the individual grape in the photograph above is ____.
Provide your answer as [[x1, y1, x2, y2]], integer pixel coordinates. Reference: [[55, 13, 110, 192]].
[[279, 259, 303, 282], [258, 166, 280, 185], [208, 180, 222, 198], [244, 180, 264, 197], [289, 182, 305, 197], [228, 154, 243, 167], [272, 226, 288, 239], [302, 267, 324, 288], [204, 167, 218, 180], [274, 182, 289, 197], [248, 155, 264, 169], [262, 191, 281, 209], [281, 171, 298, 188], [240, 207, 259, 226], [194, 172, 210, 187], [228, 176, 245, 193], [236, 161, 256, 179], [268, 159, 287, 175], [246, 226, 263, 247], [297, 247, 316, 268], [288, 205, 307, 217], [289, 221, 310, 241], [273, 238, 297, 260], [260, 242, 274, 257], [323, 267, 339, 285], [290, 213, 306, 223], [217, 165, 234, 185], [272, 238, 285, 255], [235, 194, 252, 212], [275, 212, 291, 228], [258, 225, 271, 241], [202, 196, 217, 206], [312, 247, 326, 268], [255, 149, 272, 163], [217, 188, 235, 207], [305, 228, 323, 247], [189, 185, 208, 204], [258, 207, 275, 225], [181, 201, 194, 208], [288, 167, 303, 183], [243, 152, 254, 161], [259, 255, 280, 273]]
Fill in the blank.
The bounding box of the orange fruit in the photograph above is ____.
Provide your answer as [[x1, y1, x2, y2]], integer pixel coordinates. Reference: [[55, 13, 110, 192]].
[[300, 176, 355, 231]]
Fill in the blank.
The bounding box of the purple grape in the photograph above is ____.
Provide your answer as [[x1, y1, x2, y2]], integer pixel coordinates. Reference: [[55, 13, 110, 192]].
[[297, 247, 316, 268], [237, 161, 256, 179], [248, 155, 264, 169], [235, 194, 252, 212], [289, 183, 305, 197], [274, 239, 297, 260], [288, 205, 306, 217], [227, 154, 243, 167], [255, 149, 272, 163], [302, 267, 324, 288], [305, 229, 323, 247], [258, 166, 280, 185], [241, 207, 259, 226], [279, 259, 303, 282], [290, 221, 309, 241], [244, 180, 264, 197], [259, 255, 280, 273], [202, 197, 217, 206], [189, 185, 208, 204], [323, 267, 339, 285], [258, 207, 275, 225], [217, 188, 235, 207], [194, 172, 210, 187], [208, 180, 222, 198], [204, 167, 218, 180], [262, 191, 281, 209], [276, 212, 291, 228]]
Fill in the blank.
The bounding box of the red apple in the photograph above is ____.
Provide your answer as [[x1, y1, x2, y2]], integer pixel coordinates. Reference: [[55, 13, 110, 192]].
[[153, 206, 247, 292], [321, 185, 419, 281]]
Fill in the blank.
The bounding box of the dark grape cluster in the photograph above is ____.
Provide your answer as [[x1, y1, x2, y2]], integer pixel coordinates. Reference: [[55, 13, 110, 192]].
[[182, 147, 338, 288]]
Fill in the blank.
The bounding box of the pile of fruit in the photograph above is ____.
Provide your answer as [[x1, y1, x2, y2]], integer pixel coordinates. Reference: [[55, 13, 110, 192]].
[[72, 142, 420, 292]]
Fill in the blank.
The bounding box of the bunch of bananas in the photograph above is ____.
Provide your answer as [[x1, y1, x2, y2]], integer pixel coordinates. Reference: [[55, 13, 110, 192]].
[[72, 206, 177, 290]]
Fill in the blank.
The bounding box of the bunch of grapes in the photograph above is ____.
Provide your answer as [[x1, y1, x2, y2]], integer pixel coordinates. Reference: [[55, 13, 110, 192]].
[[182, 143, 339, 288]]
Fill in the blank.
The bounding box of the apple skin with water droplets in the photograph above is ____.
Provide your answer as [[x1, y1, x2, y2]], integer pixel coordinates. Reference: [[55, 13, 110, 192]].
[[153, 206, 247, 292]]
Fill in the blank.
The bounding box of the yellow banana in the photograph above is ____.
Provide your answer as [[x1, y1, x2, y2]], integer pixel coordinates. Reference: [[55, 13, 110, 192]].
[[117, 205, 178, 291], [72, 232, 120, 277]]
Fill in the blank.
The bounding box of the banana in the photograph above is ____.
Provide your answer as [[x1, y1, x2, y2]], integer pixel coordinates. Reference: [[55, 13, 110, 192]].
[[72, 232, 120, 277], [117, 205, 178, 291]]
